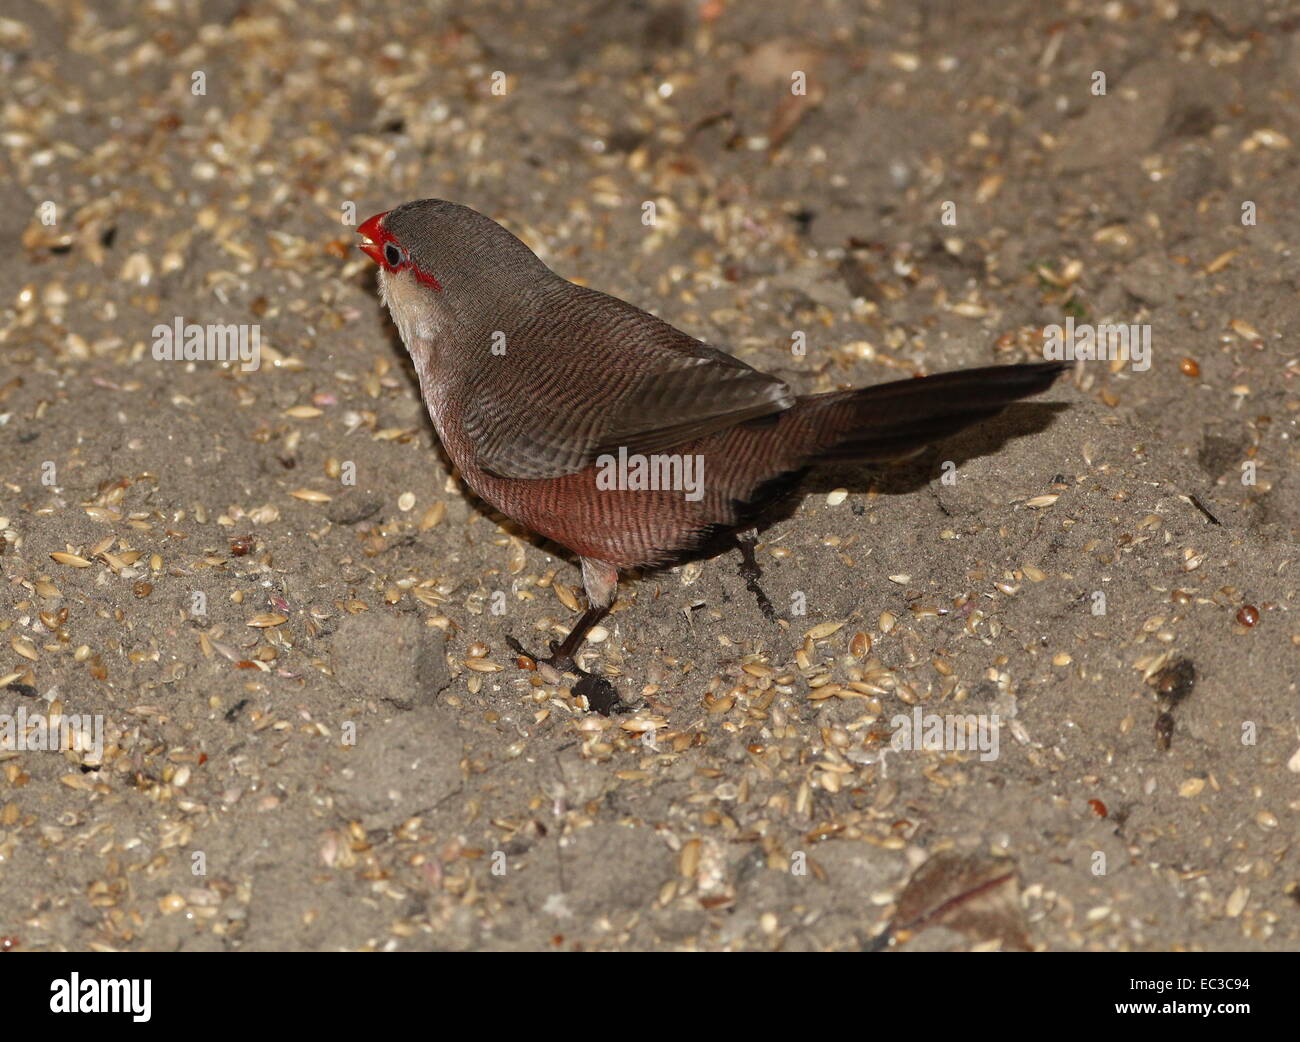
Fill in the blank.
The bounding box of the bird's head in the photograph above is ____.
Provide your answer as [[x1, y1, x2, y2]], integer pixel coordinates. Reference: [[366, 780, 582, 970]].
[[357, 199, 551, 348]]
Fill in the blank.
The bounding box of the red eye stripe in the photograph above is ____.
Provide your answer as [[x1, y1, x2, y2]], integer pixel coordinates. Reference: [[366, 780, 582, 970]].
[[410, 265, 443, 292], [356, 211, 442, 291]]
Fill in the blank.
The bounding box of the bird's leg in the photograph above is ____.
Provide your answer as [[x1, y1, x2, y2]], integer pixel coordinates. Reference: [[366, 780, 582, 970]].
[[508, 557, 618, 674], [507, 558, 625, 714], [543, 603, 610, 671]]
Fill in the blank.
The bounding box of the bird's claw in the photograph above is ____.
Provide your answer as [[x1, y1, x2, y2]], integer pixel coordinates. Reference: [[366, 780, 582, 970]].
[[542, 641, 578, 674], [504, 634, 625, 715], [505, 634, 575, 675]]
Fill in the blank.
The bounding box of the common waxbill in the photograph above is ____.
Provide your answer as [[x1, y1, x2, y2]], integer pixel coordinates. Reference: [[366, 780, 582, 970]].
[[357, 199, 1066, 673]]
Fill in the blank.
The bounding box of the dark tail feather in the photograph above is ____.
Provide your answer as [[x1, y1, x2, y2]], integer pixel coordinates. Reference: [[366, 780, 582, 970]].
[[798, 362, 1068, 463]]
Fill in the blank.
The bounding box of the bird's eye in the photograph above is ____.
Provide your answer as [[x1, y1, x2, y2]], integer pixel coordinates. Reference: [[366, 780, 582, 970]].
[[383, 242, 407, 268]]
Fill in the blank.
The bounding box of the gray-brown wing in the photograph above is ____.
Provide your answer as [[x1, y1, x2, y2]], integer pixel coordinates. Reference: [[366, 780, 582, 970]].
[[462, 292, 794, 481]]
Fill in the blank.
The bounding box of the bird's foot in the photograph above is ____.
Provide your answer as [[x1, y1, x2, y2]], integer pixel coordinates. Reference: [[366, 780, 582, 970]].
[[505, 635, 626, 716], [505, 634, 577, 677]]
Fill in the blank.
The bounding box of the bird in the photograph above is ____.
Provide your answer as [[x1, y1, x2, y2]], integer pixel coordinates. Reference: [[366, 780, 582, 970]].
[[357, 199, 1067, 684]]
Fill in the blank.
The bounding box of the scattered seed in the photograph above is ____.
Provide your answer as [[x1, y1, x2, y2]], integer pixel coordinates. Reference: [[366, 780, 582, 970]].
[[1229, 319, 1261, 342], [50, 552, 92, 567], [419, 502, 446, 529], [555, 584, 581, 612], [247, 613, 288, 628], [1204, 248, 1239, 275], [619, 715, 666, 733], [463, 659, 503, 673]]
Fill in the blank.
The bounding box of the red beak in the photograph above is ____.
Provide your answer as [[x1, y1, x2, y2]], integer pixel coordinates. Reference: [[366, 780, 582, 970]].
[[356, 211, 389, 264]]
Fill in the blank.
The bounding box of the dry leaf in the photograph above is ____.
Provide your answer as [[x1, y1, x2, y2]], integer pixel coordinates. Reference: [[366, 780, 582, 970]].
[[884, 852, 1030, 951]]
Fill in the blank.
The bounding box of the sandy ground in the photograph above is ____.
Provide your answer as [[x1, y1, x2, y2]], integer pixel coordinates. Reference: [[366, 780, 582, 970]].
[[0, 0, 1297, 951]]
